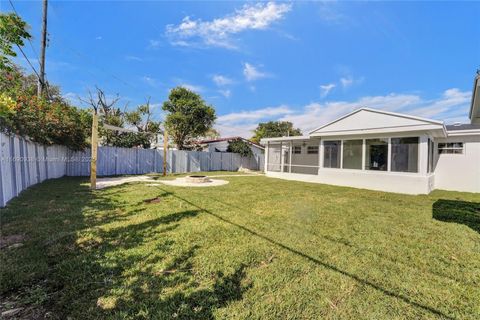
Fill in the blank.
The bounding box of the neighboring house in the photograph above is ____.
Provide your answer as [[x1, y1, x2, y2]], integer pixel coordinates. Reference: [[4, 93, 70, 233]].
[[196, 137, 265, 157], [261, 74, 480, 194]]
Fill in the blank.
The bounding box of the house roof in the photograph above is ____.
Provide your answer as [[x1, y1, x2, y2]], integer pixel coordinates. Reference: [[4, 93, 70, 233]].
[[309, 108, 444, 135], [309, 108, 446, 137], [445, 123, 480, 131], [196, 137, 264, 149], [469, 72, 480, 123], [260, 136, 313, 143]]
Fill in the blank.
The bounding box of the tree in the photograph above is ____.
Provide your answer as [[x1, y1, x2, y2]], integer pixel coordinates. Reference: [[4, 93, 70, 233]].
[[202, 128, 220, 140], [124, 98, 162, 148], [81, 88, 161, 148], [162, 87, 216, 150], [0, 13, 31, 72], [251, 121, 302, 144], [227, 138, 253, 157]]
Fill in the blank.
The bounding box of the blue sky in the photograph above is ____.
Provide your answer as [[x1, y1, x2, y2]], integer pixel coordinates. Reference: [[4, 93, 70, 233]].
[[4, 1, 480, 137]]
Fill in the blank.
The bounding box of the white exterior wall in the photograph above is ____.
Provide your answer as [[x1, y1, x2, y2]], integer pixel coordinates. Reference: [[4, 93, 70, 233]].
[[262, 107, 480, 195], [266, 171, 433, 194], [434, 135, 480, 192], [264, 133, 437, 195]]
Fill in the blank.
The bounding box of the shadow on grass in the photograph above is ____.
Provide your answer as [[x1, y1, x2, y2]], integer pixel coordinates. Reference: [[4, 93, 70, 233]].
[[433, 199, 480, 234], [0, 178, 251, 319], [157, 187, 455, 320]]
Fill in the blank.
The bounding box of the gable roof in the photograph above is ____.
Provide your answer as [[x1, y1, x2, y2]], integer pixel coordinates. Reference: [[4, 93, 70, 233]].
[[309, 108, 446, 137], [469, 72, 480, 124]]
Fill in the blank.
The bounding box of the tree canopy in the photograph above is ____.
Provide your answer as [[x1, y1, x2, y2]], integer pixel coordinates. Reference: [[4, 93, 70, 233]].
[[81, 88, 162, 149], [251, 121, 302, 144], [162, 87, 216, 150], [0, 13, 31, 72], [226, 139, 253, 157]]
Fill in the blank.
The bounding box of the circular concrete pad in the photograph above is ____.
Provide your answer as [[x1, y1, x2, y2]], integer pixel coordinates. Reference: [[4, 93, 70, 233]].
[[159, 177, 229, 187]]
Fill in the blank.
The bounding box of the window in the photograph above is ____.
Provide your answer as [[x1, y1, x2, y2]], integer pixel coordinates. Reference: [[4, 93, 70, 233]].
[[365, 139, 388, 171], [307, 146, 319, 154], [323, 141, 341, 168], [438, 142, 463, 154], [293, 146, 302, 154], [391, 137, 419, 173], [342, 140, 363, 169]]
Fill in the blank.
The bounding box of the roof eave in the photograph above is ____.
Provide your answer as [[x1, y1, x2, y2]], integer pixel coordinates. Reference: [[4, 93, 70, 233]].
[[469, 74, 480, 121]]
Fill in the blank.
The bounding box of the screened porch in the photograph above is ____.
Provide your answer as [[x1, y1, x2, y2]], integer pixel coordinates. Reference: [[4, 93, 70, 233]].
[[266, 138, 321, 175]]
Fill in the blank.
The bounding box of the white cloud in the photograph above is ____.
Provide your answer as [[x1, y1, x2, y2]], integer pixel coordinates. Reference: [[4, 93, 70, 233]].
[[340, 76, 353, 88], [125, 55, 142, 62], [215, 105, 293, 138], [165, 2, 292, 49], [212, 74, 234, 86], [243, 63, 268, 81], [215, 88, 471, 137], [219, 89, 231, 98], [215, 123, 257, 139], [320, 83, 336, 98], [142, 76, 161, 88], [218, 105, 293, 124], [180, 83, 203, 93], [339, 75, 364, 89], [149, 39, 161, 48]]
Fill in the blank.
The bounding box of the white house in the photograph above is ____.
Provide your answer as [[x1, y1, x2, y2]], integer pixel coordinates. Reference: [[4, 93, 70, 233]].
[[261, 74, 480, 194], [196, 137, 265, 157]]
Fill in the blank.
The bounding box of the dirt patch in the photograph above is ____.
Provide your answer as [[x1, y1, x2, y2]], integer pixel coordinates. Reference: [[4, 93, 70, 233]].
[[0, 234, 25, 250], [143, 197, 162, 204]]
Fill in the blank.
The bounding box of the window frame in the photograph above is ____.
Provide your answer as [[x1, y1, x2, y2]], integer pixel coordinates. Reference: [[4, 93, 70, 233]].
[[364, 138, 389, 171], [323, 140, 341, 168], [307, 145, 319, 154], [293, 145, 302, 154], [319, 135, 424, 175], [438, 142, 464, 155], [390, 137, 419, 173], [341, 139, 363, 170]]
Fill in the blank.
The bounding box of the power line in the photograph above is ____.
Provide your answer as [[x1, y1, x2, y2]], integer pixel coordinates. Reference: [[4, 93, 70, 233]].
[[14, 43, 42, 81], [8, 0, 41, 62], [7, 0, 53, 99]]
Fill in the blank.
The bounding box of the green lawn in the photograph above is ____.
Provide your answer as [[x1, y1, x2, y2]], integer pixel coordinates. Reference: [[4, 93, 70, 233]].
[[1, 173, 479, 319]]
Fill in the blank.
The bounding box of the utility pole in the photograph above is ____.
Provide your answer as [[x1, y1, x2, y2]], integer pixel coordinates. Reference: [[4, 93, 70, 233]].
[[90, 109, 99, 189], [38, 0, 48, 96]]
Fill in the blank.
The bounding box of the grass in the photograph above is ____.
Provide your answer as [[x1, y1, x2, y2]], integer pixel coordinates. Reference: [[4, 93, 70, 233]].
[[1, 172, 479, 319]]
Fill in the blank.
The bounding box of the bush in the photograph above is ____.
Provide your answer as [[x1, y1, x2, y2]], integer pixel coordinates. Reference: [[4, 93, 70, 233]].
[[226, 139, 253, 157], [1, 94, 90, 151]]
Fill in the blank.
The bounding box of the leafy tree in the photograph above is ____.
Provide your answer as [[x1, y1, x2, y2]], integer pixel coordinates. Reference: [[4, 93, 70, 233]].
[[202, 128, 220, 140], [124, 98, 162, 140], [0, 13, 31, 72], [226, 138, 253, 157], [162, 87, 216, 150], [251, 121, 302, 144], [81, 88, 161, 148]]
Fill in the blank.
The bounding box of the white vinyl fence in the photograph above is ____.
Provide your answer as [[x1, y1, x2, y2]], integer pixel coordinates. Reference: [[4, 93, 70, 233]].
[[0, 133, 264, 207]]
